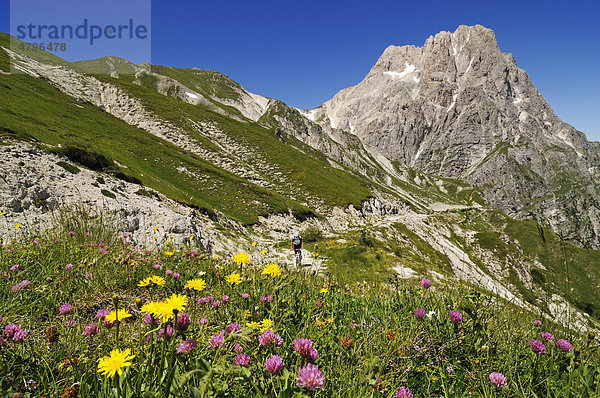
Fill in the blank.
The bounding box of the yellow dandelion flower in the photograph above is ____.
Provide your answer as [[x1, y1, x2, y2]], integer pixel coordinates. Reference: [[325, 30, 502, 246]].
[[252, 241, 257, 246], [184, 278, 207, 291], [153, 302, 178, 321], [154, 226, 159, 231], [140, 301, 161, 315], [0, 211, 6, 216], [165, 293, 189, 312], [225, 273, 242, 285], [105, 309, 132, 323], [246, 321, 261, 328], [260, 319, 274, 332], [262, 263, 282, 278], [150, 275, 165, 286], [190, 235, 194, 240], [232, 252, 250, 265], [97, 348, 135, 378], [261, 249, 268, 255], [138, 277, 152, 287], [164, 251, 174, 256], [14, 223, 21, 229], [319, 288, 328, 294]]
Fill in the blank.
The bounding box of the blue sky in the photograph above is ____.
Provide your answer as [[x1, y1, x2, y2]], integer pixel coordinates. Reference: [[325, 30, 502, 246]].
[[1, 0, 599, 140]]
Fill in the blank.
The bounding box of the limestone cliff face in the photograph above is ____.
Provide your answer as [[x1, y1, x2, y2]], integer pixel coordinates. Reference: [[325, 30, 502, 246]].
[[303, 25, 600, 247]]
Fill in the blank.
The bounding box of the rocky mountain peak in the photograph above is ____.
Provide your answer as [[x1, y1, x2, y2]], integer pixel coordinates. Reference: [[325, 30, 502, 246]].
[[302, 25, 600, 248]]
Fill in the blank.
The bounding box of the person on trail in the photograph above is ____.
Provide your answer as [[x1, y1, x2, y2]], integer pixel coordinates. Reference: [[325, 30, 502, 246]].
[[291, 232, 303, 266]]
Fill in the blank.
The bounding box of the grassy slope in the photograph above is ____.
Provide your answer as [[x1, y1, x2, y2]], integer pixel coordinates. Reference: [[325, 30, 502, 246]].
[[0, 38, 373, 223], [93, 71, 373, 211], [1, 231, 598, 397], [0, 47, 313, 224], [481, 211, 600, 317]]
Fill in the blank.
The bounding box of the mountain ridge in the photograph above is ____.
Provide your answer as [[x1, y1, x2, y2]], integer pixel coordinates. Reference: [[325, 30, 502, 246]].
[[298, 24, 600, 249]]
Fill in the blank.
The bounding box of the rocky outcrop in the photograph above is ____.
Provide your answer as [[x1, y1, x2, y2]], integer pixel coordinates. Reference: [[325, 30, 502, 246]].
[[303, 25, 600, 248], [0, 142, 239, 252]]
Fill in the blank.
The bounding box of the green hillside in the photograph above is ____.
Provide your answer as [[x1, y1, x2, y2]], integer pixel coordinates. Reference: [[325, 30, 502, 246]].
[[0, 38, 373, 224]]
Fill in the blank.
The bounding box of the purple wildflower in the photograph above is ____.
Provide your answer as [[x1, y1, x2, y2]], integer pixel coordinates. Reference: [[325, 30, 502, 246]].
[[159, 326, 175, 340], [212, 300, 221, 308], [556, 339, 572, 352], [227, 322, 241, 334], [414, 308, 426, 319], [173, 272, 180, 279], [235, 353, 251, 367], [11, 280, 30, 293], [265, 355, 285, 374], [396, 387, 413, 398], [209, 330, 225, 349], [10, 264, 20, 271], [143, 313, 155, 325], [449, 310, 462, 324], [4, 323, 19, 338], [176, 339, 197, 354], [82, 323, 99, 337], [234, 343, 244, 353], [489, 372, 507, 389], [96, 309, 110, 319], [541, 332, 555, 342], [294, 338, 319, 362], [65, 320, 77, 328], [12, 327, 29, 342], [65, 263, 73, 270], [176, 313, 191, 331], [166, 269, 173, 275], [200, 317, 208, 325], [59, 304, 72, 315], [296, 363, 324, 390], [222, 295, 230, 304], [259, 329, 283, 346], [530, 339, 547, 354], [421, 278, 431, 289], [197, 296, 213, 305], [260, 294, 273, 303], [534, 320, 542, 327], [241, 293, 250, 299]]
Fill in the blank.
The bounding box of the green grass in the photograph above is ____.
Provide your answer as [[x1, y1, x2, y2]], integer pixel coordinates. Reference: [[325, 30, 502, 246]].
[[0, 56, 316, 223], [1, 230, 598, 397], [1, 35, 374, 224], [90, 73, 374, 212], [475, 210, 600, 320]]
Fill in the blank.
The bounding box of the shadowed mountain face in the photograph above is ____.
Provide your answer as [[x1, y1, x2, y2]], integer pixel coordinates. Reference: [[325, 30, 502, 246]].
[[301, 25, 600, 248]]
